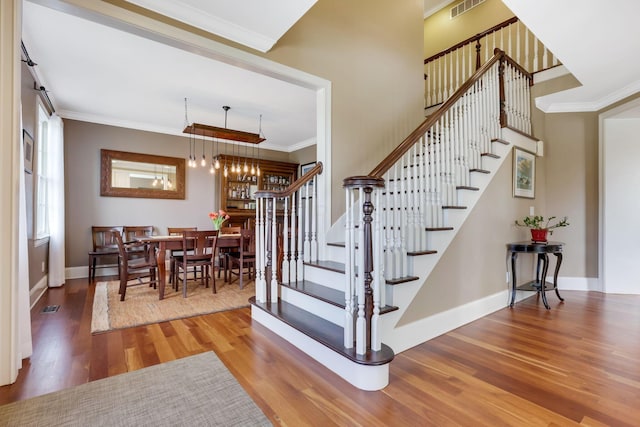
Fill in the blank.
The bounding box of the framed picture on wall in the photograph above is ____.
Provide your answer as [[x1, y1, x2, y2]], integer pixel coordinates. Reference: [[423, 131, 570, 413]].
[[300, 161, 316, 198], [23, 129, 34, 174], [301, 161, 316, 176], [513, 147, 535, 198]]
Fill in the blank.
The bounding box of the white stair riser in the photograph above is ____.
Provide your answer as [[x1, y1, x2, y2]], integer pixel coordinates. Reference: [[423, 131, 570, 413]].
[[303, 265, 345, 290], [281, 287, 343, 326]]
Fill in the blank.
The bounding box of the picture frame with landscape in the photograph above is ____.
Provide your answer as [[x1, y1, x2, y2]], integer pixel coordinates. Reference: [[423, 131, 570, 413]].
[[513, 147, 535, 199]]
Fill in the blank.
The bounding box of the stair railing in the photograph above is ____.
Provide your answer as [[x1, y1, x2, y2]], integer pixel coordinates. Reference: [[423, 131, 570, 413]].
[[425, 17, 558, 108], [345, 49, 532, 355], [254, 162, 323, 303]]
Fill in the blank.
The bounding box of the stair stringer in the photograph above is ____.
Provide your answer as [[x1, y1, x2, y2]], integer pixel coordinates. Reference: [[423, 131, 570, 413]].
[[379, 127, 539, 353]]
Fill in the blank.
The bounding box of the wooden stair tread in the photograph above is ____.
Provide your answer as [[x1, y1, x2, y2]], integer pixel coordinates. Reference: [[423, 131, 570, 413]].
[[481, 152, 500, 159], [408, 249, 437, 256], [304, 260, 345, 273], [281, 280, 398, 314], [470, 168, 490, 174], [456, 185, 479, 191], [425, 227, 454, 231], [442, 205, 467, 209], [491, 137, 509, 145], [305, 260, 427, 286], [386, 276, 419, 285], [250, 297, 395, 366]]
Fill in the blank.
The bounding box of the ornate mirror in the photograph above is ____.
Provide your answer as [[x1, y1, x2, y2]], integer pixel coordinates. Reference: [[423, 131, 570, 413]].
[[100, 149, 185, 199]]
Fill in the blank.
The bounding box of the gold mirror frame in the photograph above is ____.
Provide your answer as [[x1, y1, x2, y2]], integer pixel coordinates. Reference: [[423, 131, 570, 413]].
[[100, 149, 185, 199]]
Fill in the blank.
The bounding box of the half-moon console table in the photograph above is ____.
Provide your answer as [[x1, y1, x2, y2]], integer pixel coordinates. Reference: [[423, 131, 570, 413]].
[[506, 241, 564, 310]]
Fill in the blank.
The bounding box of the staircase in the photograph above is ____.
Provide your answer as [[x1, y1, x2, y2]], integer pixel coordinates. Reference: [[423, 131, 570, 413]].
[[250, 49, 540, 391]]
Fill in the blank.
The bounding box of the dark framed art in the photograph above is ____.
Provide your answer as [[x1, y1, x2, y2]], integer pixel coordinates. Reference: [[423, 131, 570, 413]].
[[23, 129, 34, 174], [513, 147, 535, 199]]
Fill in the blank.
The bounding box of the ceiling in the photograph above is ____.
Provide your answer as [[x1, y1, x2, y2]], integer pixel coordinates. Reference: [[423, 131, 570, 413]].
[[25, 0, 637, 155], [501, 0, 640, 112], [21, 0, 319, 153]]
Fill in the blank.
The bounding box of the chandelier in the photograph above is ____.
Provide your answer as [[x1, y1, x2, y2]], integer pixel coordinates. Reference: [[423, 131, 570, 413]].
[[183, 100, 264, 176]]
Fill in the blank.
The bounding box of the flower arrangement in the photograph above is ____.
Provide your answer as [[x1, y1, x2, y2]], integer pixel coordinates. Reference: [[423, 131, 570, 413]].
[[208, 209, 230, 230], [514, 215, 569, 232], [515, 215, 569, 242]]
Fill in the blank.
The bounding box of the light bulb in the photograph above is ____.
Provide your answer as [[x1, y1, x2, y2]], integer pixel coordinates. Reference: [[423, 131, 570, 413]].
[[201, 156, 206, 167], [250, 165, 255, 175], [243, 163, 248, 173], [209, 165, 215, 174], [223, 166, 228, 177], [215, 158, 220, 169], [256, 166, 261, 176]]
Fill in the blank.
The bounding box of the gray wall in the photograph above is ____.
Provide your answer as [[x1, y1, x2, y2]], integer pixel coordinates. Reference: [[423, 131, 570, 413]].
[[64, 119, 293, 269]]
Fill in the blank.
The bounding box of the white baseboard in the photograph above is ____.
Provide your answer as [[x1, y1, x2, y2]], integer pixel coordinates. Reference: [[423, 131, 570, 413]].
[[65, 265, 118, 280], [552, 276, 600, 292], [386, 290, 512, 354], [30, 275, 48, 308]]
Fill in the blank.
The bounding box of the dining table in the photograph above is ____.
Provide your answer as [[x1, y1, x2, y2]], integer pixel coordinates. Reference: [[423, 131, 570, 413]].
[[137, 233, 241, 300]]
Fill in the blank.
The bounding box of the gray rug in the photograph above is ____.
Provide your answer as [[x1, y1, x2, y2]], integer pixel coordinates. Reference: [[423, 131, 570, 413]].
[[0, 352, 271, 426]]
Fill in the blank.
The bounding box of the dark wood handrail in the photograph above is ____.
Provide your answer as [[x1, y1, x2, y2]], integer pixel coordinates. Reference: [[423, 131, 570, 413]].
[[369, 49, 508, 179], [424, 17, 518, 64], [255, 161, 323, 199]]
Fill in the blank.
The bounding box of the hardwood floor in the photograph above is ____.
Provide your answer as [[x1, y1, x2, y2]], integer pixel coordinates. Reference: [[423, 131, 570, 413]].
[[2, 278, 639, 426]]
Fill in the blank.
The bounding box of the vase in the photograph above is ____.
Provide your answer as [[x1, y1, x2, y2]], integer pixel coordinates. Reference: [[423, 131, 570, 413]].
[[530, 228, 548, 242], [212, 224, 220, 231]]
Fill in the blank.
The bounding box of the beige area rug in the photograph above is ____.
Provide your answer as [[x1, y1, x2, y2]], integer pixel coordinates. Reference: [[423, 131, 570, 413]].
[[0, 351, 270, 426], [91, 277, 255, 334]]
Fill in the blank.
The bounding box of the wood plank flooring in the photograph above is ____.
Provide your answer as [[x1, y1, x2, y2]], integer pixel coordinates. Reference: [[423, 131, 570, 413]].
[[1, 278, 640, 426]]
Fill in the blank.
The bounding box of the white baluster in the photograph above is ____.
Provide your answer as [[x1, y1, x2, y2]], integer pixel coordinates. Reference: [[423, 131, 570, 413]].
[[296, 190, 304, 278], [303, 183, 311, 263], [356, 188, 366, 355], [270, 197, 278, 302], [311, 176, 318, 262], [282, 197, 289, 284], [371, 188, 382, 351], [290, 191, 298, 282], [344, 188, 354, 349], [255, 198, 266, 303]]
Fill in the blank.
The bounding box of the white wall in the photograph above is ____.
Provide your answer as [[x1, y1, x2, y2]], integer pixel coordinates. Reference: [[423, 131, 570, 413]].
[[601, 110, 640, 294]]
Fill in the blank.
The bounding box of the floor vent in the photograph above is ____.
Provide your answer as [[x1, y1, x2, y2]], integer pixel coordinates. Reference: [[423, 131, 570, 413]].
[[451, 0, 485, 19], [42, 305, 60, 313]]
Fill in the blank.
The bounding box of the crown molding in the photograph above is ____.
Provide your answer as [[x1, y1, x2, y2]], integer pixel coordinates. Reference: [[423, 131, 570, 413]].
[[536, 80, 640, 113]]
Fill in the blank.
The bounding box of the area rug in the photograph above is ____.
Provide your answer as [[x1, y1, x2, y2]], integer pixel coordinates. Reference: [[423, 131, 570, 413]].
[[0, 351, 270, 426], [91, 277, 255, 334]]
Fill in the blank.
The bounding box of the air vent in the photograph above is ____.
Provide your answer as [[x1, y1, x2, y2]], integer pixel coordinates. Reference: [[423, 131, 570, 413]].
[[451, 0, 485, 19], [42, 305, 60, 313]]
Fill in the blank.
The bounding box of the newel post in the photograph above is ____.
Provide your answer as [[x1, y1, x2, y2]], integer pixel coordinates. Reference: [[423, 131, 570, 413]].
[[497, 50, 507, 128], [343, 176, 384, 354]]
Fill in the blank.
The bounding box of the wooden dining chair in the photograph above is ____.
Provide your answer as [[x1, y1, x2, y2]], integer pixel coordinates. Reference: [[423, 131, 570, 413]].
[[174, 230, 218, 298], [226, 229, 255, 290], [123, 225, 154, 260], [88, 226, 123, 281], [114, 232, 158, 301], [167, 227, 197, 287], [218, 226, 241, 280]]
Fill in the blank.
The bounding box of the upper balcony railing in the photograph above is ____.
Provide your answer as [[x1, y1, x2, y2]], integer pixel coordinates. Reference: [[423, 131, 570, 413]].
[[425, 17, 560, 109]]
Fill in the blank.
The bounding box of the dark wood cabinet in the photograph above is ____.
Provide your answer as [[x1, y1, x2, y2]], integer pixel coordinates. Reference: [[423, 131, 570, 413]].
[[218, 154, 298, 226]]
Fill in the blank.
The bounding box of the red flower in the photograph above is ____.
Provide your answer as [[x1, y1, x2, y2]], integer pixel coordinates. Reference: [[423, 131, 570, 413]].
[[208, 209, 230, 228]]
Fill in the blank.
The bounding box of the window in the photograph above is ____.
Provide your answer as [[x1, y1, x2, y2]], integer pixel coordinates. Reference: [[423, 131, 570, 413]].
[[34, 103, 49, 241]]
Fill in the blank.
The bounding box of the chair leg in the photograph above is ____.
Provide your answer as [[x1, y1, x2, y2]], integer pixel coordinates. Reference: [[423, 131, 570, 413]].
[[211, 264, 217, 294], [119, 275, 127, 301], [182, 264, 188, 298]]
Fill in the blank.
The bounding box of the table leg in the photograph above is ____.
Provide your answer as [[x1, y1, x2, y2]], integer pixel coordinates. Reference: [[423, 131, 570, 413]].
[[553, 252, 564, 302], [510, 252, 518, 307], [157, 242, 166, 300], [540, 253, 550, 309]]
